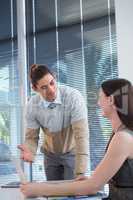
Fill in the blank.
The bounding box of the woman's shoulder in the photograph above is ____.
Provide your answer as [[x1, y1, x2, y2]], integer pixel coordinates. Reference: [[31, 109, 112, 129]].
[[118, 128, 133, 140], [112, 129, 133, 157], [108, 129, 133, 153], [114, 127, 133, 139]]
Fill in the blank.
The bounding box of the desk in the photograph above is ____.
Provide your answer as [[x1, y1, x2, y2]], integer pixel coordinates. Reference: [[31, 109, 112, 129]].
[[0, 188, 107, 200]]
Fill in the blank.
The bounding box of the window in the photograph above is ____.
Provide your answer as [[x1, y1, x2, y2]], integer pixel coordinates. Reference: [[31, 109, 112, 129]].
[[0, 0, 117, 187], [25, 0, 117, 180], [0, 0, 22, 185]]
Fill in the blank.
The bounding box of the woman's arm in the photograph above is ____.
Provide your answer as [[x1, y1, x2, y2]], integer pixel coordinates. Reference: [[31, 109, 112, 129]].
[[20, 179, 95, 198], [91, 130, 131, 188], [20, 131, 131, 197]]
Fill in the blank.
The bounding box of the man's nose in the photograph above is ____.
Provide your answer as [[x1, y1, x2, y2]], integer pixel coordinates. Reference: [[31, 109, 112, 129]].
[[47, 85, 54, 93]]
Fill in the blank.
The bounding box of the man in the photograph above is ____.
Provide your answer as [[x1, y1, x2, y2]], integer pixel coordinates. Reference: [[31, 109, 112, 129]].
[[18, 64, 89, 180]]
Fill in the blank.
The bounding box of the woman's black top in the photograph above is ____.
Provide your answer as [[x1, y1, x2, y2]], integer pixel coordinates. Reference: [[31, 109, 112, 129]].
[[106, 128, 133, 200]]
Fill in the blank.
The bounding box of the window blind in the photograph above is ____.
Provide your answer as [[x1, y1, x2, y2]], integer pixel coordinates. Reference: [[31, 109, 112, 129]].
[[0, 0, 21, 186], [26, 0, 117, 180]]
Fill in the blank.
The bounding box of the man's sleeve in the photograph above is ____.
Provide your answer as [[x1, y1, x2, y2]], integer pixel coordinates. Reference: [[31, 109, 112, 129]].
[[70, 90, 89, 175]]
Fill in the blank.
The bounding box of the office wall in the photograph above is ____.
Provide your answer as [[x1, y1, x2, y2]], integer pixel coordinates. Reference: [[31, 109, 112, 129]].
[[115, 0, 133, 83]]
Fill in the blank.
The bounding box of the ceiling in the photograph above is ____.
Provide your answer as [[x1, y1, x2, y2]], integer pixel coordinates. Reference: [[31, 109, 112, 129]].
[[34, 0, 115, 32], [0, 0, 115, 41]]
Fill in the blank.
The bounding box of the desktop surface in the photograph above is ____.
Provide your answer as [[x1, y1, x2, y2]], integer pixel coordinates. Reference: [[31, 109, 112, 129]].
[[0, 187, 107, 200]]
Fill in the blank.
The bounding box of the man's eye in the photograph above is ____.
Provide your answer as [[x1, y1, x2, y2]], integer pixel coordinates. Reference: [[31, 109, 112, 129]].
[[41, 86, 47, 90]]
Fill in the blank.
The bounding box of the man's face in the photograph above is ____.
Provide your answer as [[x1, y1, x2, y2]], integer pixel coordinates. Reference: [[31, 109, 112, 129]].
[[34, 73, 57, 101]]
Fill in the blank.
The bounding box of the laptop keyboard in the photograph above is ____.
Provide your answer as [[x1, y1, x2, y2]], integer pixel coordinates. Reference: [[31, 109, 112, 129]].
[[1, 181, 20, 188]]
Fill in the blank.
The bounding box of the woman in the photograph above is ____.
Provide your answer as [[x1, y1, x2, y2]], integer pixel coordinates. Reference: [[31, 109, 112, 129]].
[[20, 78, 133, 199]]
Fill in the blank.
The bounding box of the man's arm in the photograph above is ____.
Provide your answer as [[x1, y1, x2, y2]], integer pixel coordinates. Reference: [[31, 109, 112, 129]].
[[25, 128, 40, 156], [19, 96, 41, 162], [70, 90, 89, 176], [72, 119, 89, 176], [18, 128, 40, 162]]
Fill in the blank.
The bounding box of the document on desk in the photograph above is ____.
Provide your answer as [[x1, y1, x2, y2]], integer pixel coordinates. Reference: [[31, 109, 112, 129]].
[[1, 157, 27, 188]]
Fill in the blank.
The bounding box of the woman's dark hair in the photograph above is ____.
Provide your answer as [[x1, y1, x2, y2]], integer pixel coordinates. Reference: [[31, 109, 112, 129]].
[[29, 64, 54, 87], [101, 78, 133, 131]]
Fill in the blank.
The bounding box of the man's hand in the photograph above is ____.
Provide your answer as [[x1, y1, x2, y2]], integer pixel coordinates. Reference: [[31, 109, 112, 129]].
[[17, 144, 34, 162]]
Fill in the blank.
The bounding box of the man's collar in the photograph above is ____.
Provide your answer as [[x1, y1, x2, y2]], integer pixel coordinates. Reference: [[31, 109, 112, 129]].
[[39, 88, 62, 108]]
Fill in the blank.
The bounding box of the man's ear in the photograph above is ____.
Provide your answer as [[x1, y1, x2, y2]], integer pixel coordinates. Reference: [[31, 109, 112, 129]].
[[52, 72, 57, 80], [32, 84, 37, 91]]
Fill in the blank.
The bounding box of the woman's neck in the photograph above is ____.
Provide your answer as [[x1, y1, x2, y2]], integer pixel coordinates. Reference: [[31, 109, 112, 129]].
[[110, 113, 123, 132]]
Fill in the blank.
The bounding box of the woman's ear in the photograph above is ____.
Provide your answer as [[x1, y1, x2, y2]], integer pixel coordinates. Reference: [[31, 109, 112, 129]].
[[109, 95, 114, 106], [109, 95, 117, 110]]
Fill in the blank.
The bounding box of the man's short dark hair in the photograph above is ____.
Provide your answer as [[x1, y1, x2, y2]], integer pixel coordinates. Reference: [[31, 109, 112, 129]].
[[30, 64, 54, 87]]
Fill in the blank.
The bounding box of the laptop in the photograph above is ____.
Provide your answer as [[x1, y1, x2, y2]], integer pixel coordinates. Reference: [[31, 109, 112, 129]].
[[1, 157, 27, 188]]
